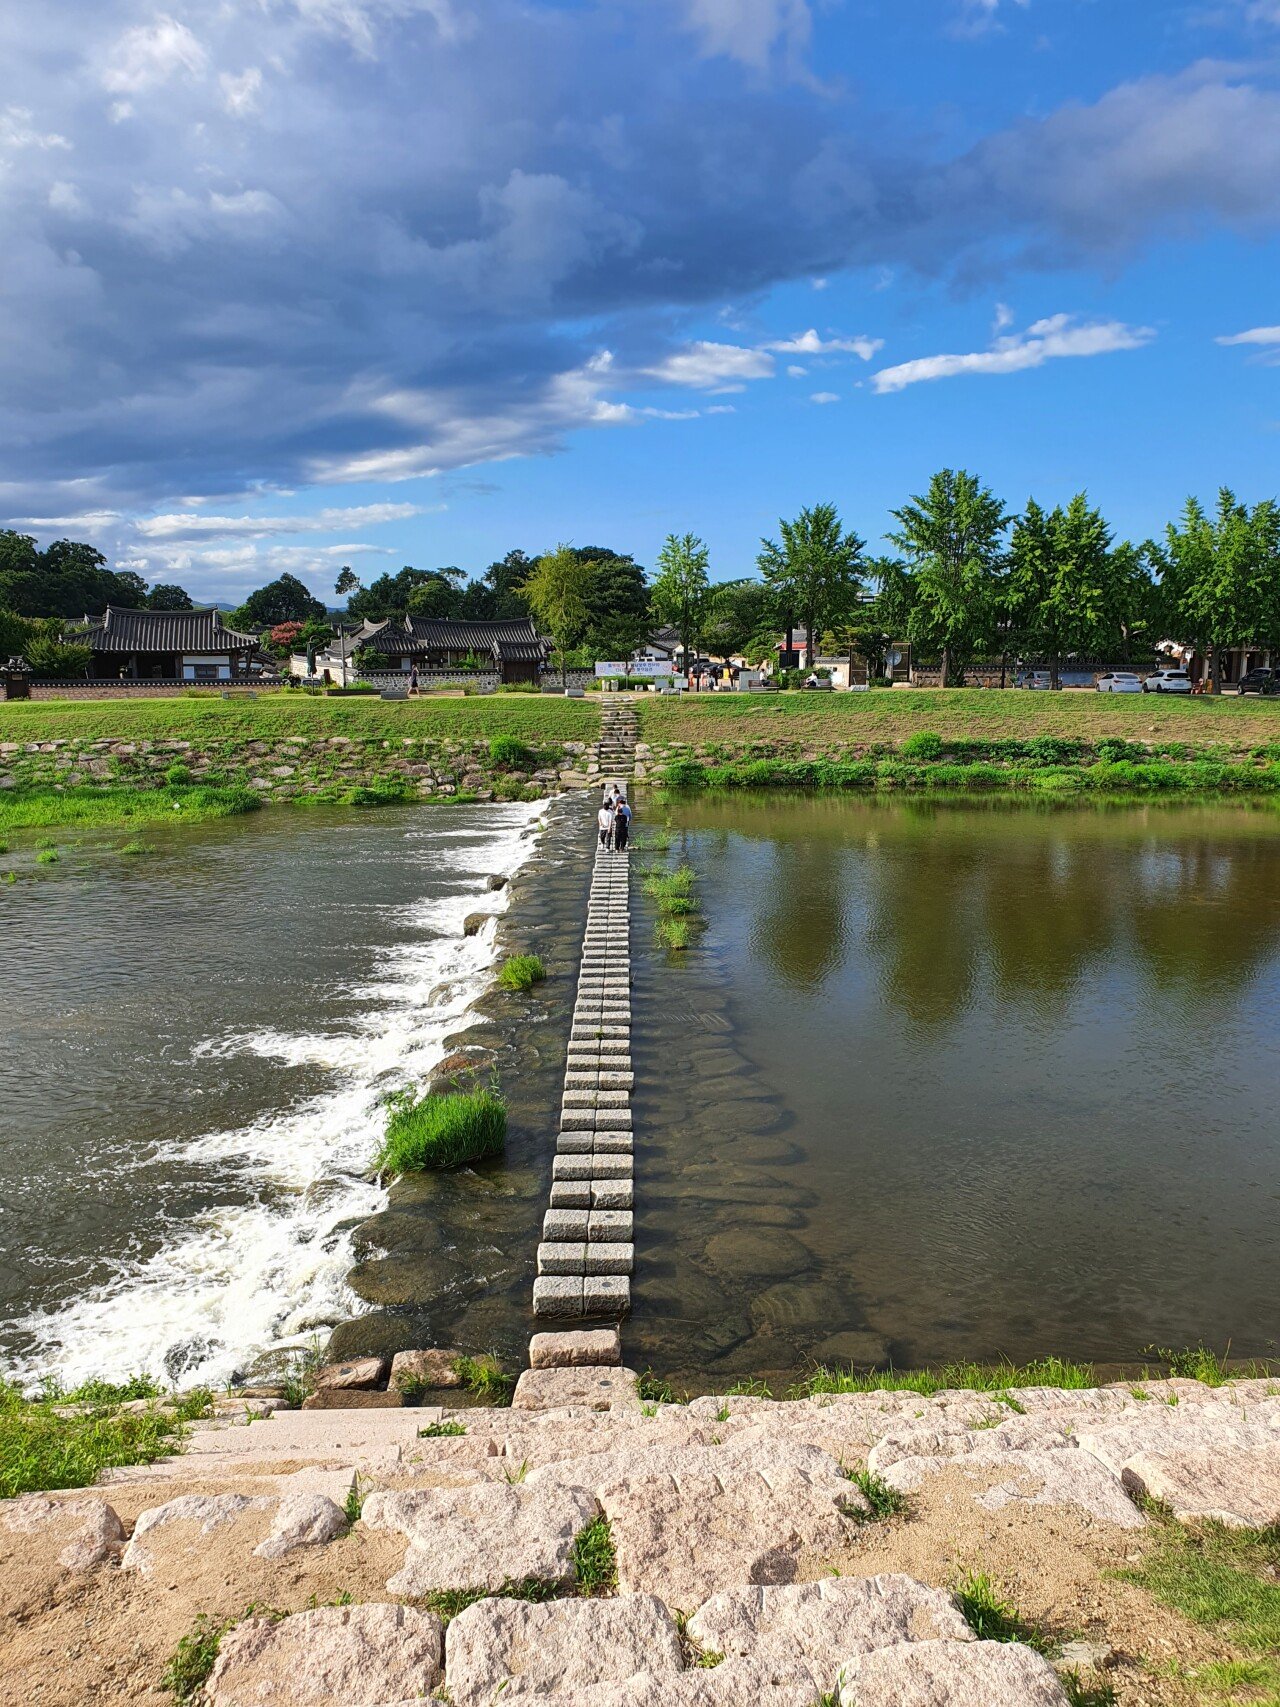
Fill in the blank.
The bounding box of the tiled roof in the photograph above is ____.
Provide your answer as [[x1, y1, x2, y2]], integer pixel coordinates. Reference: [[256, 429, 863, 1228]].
[[362, 618, 551, 662], [75, 607, 258, 653]]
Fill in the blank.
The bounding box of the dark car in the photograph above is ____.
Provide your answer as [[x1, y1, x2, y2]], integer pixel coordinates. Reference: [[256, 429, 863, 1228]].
[[1238, 667, 1279, 695]]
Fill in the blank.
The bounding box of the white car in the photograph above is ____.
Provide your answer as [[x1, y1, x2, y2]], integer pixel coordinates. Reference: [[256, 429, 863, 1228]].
[[1143, 668, 1193, 694], [1096, 672, 1143, 694]]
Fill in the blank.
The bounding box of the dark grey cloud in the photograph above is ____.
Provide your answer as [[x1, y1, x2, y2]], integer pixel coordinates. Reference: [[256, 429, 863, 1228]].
[[2, 1, 1280, 531]]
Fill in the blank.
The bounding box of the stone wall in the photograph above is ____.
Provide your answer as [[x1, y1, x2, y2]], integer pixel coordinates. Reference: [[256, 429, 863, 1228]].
[[0, 733, 610, 802]]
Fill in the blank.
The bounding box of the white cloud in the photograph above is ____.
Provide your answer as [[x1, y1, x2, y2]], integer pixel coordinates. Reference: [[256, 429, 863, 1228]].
[[285, 0, 466, 58], [706, 404, 736, 414], [681, 0, 811, 67], [102, 16, 208, 93], [219, 68, 263, 116], [787, 364, 807, 377], [993, 301, 1014, 333], [48, 181, 84, 213], [0, 107, 72, 152], [135, 502, 425, 540], [872, 313, 1154, 393], [809, 391, 839, 403], [766, 328, 883, 360], [1216, 325, 1280, 345], [645, 340, 775, 391]]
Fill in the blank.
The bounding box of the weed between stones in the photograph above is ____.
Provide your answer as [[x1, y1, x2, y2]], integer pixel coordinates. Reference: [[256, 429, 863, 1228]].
[[497, 953, 547, 992], [452, 1354, 515, 1405], [572, 1517, 618, 1596], [163, 1604, 284, 1704], [417, 1420, 467, 1438], [843, 1467, 908, 1522], [0, 1377, 213, 1499], [377, 1089, 507, 1174], [953, 1570, 1054, 1654]]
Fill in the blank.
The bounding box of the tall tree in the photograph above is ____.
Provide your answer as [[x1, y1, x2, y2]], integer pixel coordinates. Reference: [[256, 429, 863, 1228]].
[[823, 558, 911, 682], [1007, 493, 1114, 689], [1151, 490, 1280, 689], [348, 565, 458, 622], [889, 469, 1009, 688], [573, 548, 650, 658], [334, 565, 361, 604], [703, 578, 778, 663], [651, 533, 712, 670], [405, 568, 464, 619], [521, 543, 594, 687], [757, 503, 865, 670], [231, 573, 326, 628], [146, 583, 193, 611]]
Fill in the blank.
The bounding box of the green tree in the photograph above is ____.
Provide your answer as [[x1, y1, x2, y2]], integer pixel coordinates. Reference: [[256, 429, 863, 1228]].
[[0, 609, 35, 658], [521, 544, 594, 687], [823, 559, 911, 682], [575, 549, 650, 658], [889, 469, 1009, 687], [349, 565, 456, 622], [231, 573, 325, 628], [1151, 490, 1280, 689], [334, 565, 361, 603], [703, 578, 778, 663], [651, 533, 711, 670], [757, 503, 864, 671], [146, 583, 193, 611], [24, 618, 92, 679], [405, 569, 464, 620], [1007, 493, 1114, 688]]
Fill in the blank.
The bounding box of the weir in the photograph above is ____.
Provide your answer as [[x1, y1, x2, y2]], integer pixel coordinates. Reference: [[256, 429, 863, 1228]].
[[531, 698, 638, 1329]]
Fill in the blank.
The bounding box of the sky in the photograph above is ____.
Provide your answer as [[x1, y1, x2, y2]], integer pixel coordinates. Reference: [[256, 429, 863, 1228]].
[[4, 0, 1280, 601]]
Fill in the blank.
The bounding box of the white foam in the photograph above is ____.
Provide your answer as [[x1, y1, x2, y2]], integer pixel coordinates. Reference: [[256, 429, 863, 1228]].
[[13, 798, 548, 1389]]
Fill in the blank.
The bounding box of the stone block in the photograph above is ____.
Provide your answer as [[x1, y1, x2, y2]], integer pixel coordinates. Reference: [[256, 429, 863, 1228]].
[[589, 1209, 633, 1242], [550, 1180, 592, 1209], [252, 1494, 348, 1560], [512, 1366, 642, 1412], [584, 1242, 634, 1275], [533, 1275, 584, 1318], [445, 1594, 680, 1707], [556, 1131, 593, 1154], [302, 1389, 405, 1410], [538, 1241, 588, 1275], [553, 1155, 595, 1181], [528, 1328, 622, 1369], [593, 1131, 633, 1153], [207, 1603, 443, 1706], [362, 1483, 600, 1595], [390, 1348, 463, 1391], [589, 1154, 632, 1178], [591, 1180, 634, 1210], [313, 1355, 388, 1391], [543, 1208, 589, 1241], [837, 1639, 1071, 1706], [1121, 1445, 1280, 1527], [881, 1448, 1144, 1529], [583, 1274, 631, 1316]]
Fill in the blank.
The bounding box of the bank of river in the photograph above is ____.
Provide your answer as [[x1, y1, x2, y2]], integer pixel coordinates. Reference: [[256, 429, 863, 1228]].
[[0, 798, 550, 1388], [629, 792, 1280, 1390]]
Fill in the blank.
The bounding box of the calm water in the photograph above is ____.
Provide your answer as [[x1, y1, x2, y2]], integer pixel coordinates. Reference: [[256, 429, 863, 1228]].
[[0, 801, 548, 1386], [629, 795, 1280, 1387]]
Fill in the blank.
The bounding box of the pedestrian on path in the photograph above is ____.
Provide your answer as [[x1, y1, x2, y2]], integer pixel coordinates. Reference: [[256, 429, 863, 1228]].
[[613, 794, 631, 851], [597, 794, 615, 849]]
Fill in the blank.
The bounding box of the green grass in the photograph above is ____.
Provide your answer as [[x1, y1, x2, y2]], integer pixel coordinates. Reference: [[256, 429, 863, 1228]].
[[377, 1088, 506, 1173], [790, 1355, 1092, 1399], [572, 1517, 618, 1594], [0, 783, 261, 834], [0, 1377, 213, 1498], [163, 1612, 233, 1703], [488, 734, 535, 769], [418, 1420, 467, 1437], [1061, 1671, 1118, 1707], [0, 693, 595, 745], [1118, 1518, 1280, 1659], [643, 863, 704, 951], [637, 1369, 678, 1404], [453, 1353, 515, 1404], [953, 1569, 1053, 1653], [636, 687, 1280, 756], [35, 846, 59, 863], [496, 953, 546, 992], [843, 1466, 909, 1521]]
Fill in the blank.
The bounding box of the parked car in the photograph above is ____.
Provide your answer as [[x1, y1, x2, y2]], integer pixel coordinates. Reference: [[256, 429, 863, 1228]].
[[1096, 672, 1144, 694], [1143, 668, 1192, 694], [1238, 667, 1279, 696], [1019, 670, 1055, 689]]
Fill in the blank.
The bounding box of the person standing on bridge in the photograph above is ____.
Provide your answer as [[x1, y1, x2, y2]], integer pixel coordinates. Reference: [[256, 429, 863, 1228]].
[[597, 794, 615, 850], [612, 794, 631, 851]]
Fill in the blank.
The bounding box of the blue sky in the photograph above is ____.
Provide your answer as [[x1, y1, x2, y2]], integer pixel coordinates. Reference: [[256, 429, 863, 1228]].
[[4, 0, 1280, 598]]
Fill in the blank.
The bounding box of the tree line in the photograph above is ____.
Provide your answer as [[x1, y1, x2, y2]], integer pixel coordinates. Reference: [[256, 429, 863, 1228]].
[[5, 473, 1278, 686]]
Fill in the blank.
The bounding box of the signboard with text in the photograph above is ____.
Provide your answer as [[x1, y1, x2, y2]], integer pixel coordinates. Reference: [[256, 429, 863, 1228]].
[[595, 660, 675, 678]]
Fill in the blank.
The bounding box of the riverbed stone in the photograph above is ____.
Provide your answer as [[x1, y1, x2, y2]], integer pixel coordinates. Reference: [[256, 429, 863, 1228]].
[[837, 1638, 1071, 1706], [121, 1494, 266, 1574], [362, 1483, 600, 1593], [513, 1365, 641, 1411], [529, 1328, 622, 1368], [303, 1388, 405, 1409], [390, 1348, 463, 1391], [882, 1448, 1145, 1528], [252, 1493, 348, 1559], [1, 1496, 125, 1572], [314, 1355, 389, 1392], [1120, 1445, 1280, 1527], [445, 1593, 683, 1706], [687, 1575, 973, 1670], [207, 1603, 443, 1706]]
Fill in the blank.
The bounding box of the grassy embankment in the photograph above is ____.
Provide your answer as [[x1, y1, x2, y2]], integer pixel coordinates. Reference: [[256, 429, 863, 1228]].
[[637, 690, 1280, 795], [0, 693, 599, 833], [0, 1376, 214, 1499]]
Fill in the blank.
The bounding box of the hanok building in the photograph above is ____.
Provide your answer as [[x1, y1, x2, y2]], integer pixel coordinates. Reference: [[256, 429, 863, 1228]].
[[354, 616, 552, 685], [71, 606, 260, 682]]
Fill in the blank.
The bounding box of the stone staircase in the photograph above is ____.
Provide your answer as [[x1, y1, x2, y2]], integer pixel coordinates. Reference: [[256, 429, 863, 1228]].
[[596, 696, 638, 779]]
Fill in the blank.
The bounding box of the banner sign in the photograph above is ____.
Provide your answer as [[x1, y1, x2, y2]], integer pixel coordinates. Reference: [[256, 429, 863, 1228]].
[[595, 660, 675, 678]]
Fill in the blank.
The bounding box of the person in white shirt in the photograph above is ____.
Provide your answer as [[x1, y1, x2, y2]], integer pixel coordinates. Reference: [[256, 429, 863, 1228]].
[[597, 796, 615, 849]]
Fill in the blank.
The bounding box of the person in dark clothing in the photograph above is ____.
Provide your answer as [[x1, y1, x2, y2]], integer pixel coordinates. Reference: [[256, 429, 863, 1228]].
[[613, 794, 631, 850]]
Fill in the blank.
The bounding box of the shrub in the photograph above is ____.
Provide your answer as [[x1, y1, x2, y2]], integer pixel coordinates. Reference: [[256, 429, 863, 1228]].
[[497, 954, 546, 992], [164, 762, 192, 786], [657, 758, 706, 788], [901, 731, 944, 760], [377, 1088, 507, 1173], [489, 735, 534, 769]]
